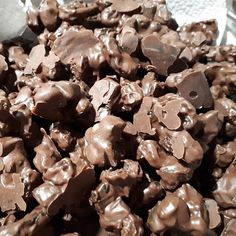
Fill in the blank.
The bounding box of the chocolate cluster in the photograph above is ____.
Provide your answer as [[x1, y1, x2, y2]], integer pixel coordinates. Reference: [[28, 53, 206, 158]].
[[0, 0, 235, 235]]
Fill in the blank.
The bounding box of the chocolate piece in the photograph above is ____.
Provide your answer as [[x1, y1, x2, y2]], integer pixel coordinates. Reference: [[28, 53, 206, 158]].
[[0, 206, 50, 236], [100, 160, 143, 197], [24, 44, 60, 77], [147, 195, 190, 234], [206, 45, 236, 63], [141, 179, 163, 205], [118, 26, 139, 55], [214, 140, 236, 168], [0, 137, 30, 173], [154, 93, 197, 130], [0, 173, 26, 212], [31, 81, 84, 121], [179, 20, 218, 46], [166, 69, 213, 109], [10, 87, 42, 149], [147, 184, 209, 235], [84, 115, 126, 167], [100, 6, 121, 27], [111, 0, 141, 13], [101, 33, 139, 77], [205, 198, 221, 229], [141, 72, 164, 97], [215, 97, 236, 124], [158, 126, 203, 165], [222, 208, 236, 222], [120, 78, 143, 112], [39, 0, 59, 31], [33, 128, 61, 173], [99, 197, 143, 235], [33, 158, 95, 215], [0, 91, 17, 137], [53, 29, 106, 70], [137, 139, 195, 189], [133, 94, 197, 136], [194, 110, 223, 145], [213, 161, 236, 208], [133, 96, 158, 135], [27, 6, 42, 33], [173, 184, 209, 234], [141, 33, 180, 76], [221, 219, 236, 236], [89, 77, 120, 121], [8, 46, 28, 70], [59, 0, 99, 23], [49, 123, 78, 152], [123, 121, 137, 136]]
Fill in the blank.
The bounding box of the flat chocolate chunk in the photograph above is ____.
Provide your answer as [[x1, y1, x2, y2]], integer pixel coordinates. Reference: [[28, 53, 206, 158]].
[[153, 93, 197, 131], [24, 44, 60, 75], [166, 69, 213, 109], [141, 33, 180, 76], [155, 99, 182, 130], [205, 198, 221, 229], [111, 0, 141, 13], [0, 174, 26, 212], [118, 26, 139, 55], [53, 30, 106, 70], [133, 96, 158, 135]]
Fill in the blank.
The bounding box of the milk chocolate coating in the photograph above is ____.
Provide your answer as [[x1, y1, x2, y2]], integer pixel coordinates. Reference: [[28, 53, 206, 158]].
[[137, 139, 196, 189], [49, 123, 78, 152], [147, 184, 209, 235], [119, 78, 143, 112], [89, 77, 120, 120], [53, 29, 106, 70], [59, 0, 99, 23], [33, 158, 95, 216], [178, 20, 218, 46], [213, 160, 236, 209], [39, 0, 60, 31], [221, 219, 236, 236], [0, 206, 51, 236], [205, 198, 221, 230], [0, 0, 234, 234], [33, 128, 61, 173], [84, 115, 126, 167], [166, 69, 213, 109], [141, 33, 180, 76], [97, 197, 143, 236]]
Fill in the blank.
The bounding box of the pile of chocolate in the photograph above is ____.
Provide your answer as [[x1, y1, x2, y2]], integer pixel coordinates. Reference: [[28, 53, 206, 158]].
[[0, 0, 236, 235]]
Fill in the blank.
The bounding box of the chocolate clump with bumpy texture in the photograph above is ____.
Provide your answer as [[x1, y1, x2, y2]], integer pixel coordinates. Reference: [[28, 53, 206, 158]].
[[0, 0, 234, 234]]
